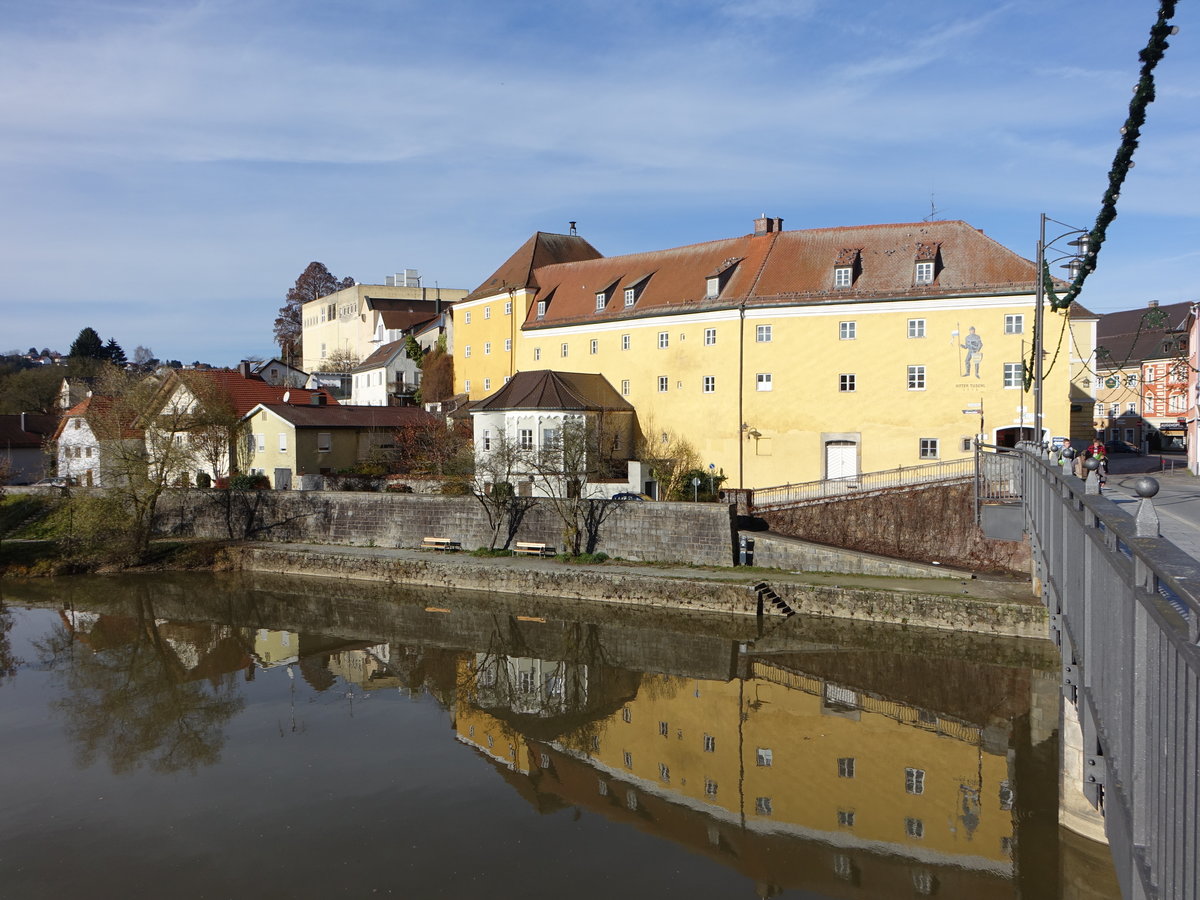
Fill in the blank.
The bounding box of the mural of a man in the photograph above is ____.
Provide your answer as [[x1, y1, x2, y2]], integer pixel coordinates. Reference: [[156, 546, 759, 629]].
[[961, 327, 983, 378]]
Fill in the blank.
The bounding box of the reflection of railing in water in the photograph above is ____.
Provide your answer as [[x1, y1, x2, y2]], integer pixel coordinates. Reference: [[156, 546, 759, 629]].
[[752, 660, 983, 746]]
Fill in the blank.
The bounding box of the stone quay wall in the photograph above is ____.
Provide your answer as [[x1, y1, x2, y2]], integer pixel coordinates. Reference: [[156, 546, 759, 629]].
[[225, 545, 1049, 638], [153, 490, 738, 567]]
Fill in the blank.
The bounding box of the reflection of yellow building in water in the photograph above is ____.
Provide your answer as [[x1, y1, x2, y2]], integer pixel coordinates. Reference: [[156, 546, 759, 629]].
[[253, 629, 299, 667], [455, 657, 1013, 877]]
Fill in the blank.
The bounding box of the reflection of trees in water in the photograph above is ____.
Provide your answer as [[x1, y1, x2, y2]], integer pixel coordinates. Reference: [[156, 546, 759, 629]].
[[36, 600, 245, 775], [0, 602, 20, 683]]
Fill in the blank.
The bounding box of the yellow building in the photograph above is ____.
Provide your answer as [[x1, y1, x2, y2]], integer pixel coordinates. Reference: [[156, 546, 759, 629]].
[[454, 656, 1015, 878], [455, 218, 1093, 488], [301, 281, 467, 374]]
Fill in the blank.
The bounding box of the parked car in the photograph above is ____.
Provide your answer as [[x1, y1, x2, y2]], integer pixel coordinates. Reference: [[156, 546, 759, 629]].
[[612, 492, 653, 501], [32, 476, 72, 487], [1104, 440, 1141, 455]]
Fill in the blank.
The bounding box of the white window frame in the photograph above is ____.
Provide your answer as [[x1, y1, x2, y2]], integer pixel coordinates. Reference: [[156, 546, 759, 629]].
[[1004, 314, 1024, 334], [839, 373, 856, 392], [590, 339, 598, 355], [706, 276, 720, 298], [504, 300, 512, 315], [534, 347, 541, 361], [624, 287, 636, 306], [756, 747, 773, 767], [536, 300, 546, 318], [519, 429, 534, 451], [914, 261, 934, 284], [658, 376, 668, 393], [838, 757, 855, 778], [908, 318, 925, 339], [504, 338, 511, 352], [484, 342, 491, 355], [464, 345, 472, 358], [621, 379, 630, 396], [756, 372, 772, 391], [756, 324, 772, 343], [595, 292, 606, 311], [621, 334, 630, 351], [703, 375, 715, 393], [905, 767, 926, 794], [908, 365, 926, 390], [483, 378, 491, 391], [919, 438, 939, 459], [561, 342, 569, 358], [839, 321, 856, 340], [278, 433, 287, 452], [1003, 362, 1022, 388], [658, 331, 669, 349], [834, 266, 852, 287], [464, 311, 471, 324], [484, 306, 491, 319], [704, 327, 716, 346]]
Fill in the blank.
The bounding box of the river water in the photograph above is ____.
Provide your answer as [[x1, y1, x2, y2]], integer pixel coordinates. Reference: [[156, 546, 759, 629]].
[[0, 571, 1118, 899]]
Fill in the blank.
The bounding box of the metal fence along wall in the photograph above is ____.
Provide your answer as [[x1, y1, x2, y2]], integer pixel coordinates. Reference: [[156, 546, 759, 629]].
[[1021, 448, 1199, 900], [747, 456, 976, 511]]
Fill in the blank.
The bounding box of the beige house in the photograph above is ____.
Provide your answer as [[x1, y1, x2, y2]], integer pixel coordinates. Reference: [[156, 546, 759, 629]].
[[241, 401, 437, 488], [301, 280, 467, 374]]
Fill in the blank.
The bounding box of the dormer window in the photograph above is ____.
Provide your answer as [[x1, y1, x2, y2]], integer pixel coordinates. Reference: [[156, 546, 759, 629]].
[[596, 292, 607, 311], [705, 258, 741, 299], [624, 288, 636, 306], [833, 249, 861, 288], [913, 241, 941, 285], [536, 300, 546, 318]]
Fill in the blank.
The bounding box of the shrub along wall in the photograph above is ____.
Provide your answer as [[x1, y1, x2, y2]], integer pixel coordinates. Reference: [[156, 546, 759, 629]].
[[152, 491, 738, 567], [754, 482, 1030, 575]]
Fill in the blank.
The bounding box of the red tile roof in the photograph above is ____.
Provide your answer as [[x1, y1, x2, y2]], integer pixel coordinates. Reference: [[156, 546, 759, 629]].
[[479, 220, 1046, 330], [464, 232, 603, 303], [169, 369, 338, 418], [52, 395, 142, 440], [1096, 300, 1194, 367]]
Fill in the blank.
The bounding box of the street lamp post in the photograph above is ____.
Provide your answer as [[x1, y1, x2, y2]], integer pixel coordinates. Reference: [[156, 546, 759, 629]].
[[1033, 214, 1090, 445]]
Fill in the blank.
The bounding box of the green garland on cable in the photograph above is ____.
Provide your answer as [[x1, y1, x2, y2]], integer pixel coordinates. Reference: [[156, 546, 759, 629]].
[[1048, 0, 1179, 312]]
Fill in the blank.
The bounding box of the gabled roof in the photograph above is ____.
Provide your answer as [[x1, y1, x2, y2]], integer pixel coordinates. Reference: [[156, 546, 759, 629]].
[[353, 340, 410, 372], [472, 370, 632, 413], [464, 232, 603, 303], [1096, 301, 1195, 368], [0, 413, 58, 448], [252, 358, 308, 376], [250, 403, 437, 429], [159, 369, 337, 418], [508, 220, 1045, 329], [52, 396, 142, 441]]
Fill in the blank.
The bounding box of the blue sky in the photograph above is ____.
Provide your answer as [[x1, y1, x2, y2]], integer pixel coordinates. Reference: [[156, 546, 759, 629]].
[[1, 0, 1195, 365]]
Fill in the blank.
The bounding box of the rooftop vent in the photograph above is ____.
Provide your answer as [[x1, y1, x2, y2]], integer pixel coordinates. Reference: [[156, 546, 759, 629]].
[[754, 215, 783, 236], [385, 269, 421, 288]]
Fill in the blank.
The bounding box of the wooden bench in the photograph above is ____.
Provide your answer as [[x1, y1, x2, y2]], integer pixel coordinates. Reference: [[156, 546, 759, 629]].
[[421, 536, 462, 552], [512, 541, 554, 557]]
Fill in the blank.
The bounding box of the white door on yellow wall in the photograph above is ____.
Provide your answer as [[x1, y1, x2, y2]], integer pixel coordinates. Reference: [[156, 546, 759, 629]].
[[825, 441, 857, 480]]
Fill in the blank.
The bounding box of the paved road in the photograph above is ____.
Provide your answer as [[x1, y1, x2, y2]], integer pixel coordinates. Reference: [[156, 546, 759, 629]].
[[1103, 454, 1200, 560]]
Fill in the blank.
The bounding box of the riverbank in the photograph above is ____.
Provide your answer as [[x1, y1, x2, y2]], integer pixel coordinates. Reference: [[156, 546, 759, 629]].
[[224, 542, 1047, 639]]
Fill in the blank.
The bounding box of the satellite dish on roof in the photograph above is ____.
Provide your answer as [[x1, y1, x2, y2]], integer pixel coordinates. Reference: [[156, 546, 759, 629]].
[[282, 391, 291, 404]]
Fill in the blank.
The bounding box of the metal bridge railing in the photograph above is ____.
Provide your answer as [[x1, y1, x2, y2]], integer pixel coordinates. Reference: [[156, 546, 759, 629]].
[[747, 456, 976, 511], [1022, 446, 1199, 900]]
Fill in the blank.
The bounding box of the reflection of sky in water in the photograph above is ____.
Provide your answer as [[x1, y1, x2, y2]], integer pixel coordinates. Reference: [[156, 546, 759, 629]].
[[0, 581, 1077, 899]]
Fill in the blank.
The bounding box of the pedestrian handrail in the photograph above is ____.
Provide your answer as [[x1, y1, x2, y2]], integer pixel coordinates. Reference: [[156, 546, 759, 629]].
[[747, 457, 976, 511], [1021, 446, 1199, 900]]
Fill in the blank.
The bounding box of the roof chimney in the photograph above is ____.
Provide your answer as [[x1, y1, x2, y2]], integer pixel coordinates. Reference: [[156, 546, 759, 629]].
[[238, 360, 252, 378], [754, 215, 783, 236], [309, 392, 327, 406]]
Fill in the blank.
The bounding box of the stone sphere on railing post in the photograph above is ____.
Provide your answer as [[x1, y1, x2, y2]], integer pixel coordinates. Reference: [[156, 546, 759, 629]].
[[1082, 456, 1101, 495], [1134, 476, 1160, 499], [1082, 457, 1100, 472], [1134, 477, 1161, 538], [1062, 447, 1077, 461]]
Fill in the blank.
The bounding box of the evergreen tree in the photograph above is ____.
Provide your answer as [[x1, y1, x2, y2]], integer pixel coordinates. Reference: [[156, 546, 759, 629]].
[[105, 338, 127, 366], [68, 327, 105, 360]]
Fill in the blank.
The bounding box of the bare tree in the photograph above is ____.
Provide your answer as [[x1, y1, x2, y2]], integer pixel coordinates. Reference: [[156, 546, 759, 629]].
[[636, 416, 701, 500], [469, 428, 537, 550], [316, 347, 361, 374], [274, 262, 354, 364], [527, 415, 626, 555], [90, 368, 204, 558]]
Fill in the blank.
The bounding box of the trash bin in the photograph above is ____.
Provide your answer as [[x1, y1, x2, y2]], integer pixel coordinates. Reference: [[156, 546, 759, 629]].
[[739, 535, 754, 566]]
